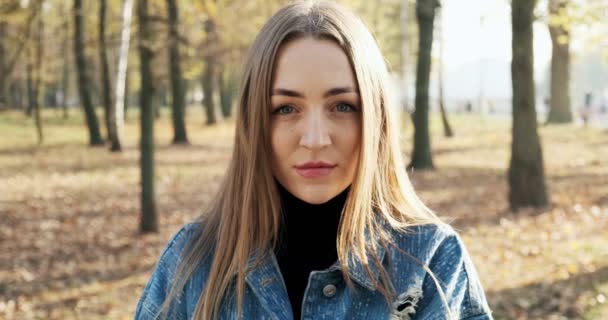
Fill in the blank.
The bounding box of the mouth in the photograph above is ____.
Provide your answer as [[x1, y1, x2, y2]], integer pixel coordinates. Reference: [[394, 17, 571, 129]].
[[294, 161, 337, 178]]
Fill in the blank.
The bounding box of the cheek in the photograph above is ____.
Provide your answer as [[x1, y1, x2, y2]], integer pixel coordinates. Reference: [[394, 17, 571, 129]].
[[349, 136, 361, 169], [336, 133, 360, 187], [270, 127, 281, 162], [270, 125, 291, 166], [339, 121, 362, 168]]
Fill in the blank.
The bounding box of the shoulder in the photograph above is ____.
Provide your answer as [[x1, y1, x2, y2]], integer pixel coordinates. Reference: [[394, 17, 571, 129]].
[[388, 222, 493, 319], [148, 222, 204, 274], [162, 222, 203, 257], [390, 222, 461, 264], [135, 222, 204, 319], [386, 222, 466, 278]]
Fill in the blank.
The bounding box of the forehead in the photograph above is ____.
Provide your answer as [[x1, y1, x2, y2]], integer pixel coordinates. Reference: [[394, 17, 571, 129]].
[[271, 37, 357, 90]]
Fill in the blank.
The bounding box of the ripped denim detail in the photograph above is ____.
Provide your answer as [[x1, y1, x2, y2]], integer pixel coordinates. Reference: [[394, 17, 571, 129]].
[[390, 285, 423, 320]]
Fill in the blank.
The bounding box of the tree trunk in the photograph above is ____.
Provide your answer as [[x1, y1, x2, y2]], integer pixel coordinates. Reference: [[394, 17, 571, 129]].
[[109, 0, 133, 152], [167, 0, 188, 144], [33, 6, 44, 144], [61, 8, 70, 119], [509, 0, 549, 211], [202, 19, 217, 125], [2, 12, 36, 108], [154, 92, 161, 119], [202, 61, 216, 125], [219, 65, 235, 118], [26, 53, 34, 117], [124, 65, 130, 120], [25, 4, 44, 142], [409, 0, 437, 170], [437, 5, 453, 138], [400, 0, 410, 112], [546, 0, 572, 123], [99, 0, 113, 140], [74, 0, 104, 146], [138, 0, 158, 233], [0, 22, 6, 108], [438, 72, 453, 137]]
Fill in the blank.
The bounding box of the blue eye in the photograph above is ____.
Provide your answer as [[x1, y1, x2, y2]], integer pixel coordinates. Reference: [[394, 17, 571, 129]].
[[274, 105, 295, 115], [336, 103, 356, 112]]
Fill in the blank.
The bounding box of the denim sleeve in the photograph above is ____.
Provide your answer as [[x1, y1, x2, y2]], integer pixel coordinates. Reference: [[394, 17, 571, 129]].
[[134, 224, 196, 320], [415, 229, 493, 320]]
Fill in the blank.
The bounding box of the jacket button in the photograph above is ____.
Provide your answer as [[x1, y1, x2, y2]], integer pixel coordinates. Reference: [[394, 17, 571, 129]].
[[322, 284, 337, 298]]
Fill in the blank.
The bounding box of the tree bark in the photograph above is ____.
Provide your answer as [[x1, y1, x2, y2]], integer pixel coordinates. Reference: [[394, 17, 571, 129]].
[[167, 0, 188, 143], [74, 0, 104, 146], [25, 4, 44, 142], [110, 0, 133, 152], [219, 65, 235, 118], [509, 0, 549, 211], [1, 10, 37, 108], [26, 52, 34, 117], [99, 0, 113, 140], [124, 65, 130, 120], [546, 0, 572, 123], [437, 5, 453, 137], [61, 5, 70, 119], [400, 0, 410, 112], [138, 0, 158, 233], [409, 0, 438, 170], [33, 5, 43, 144], [0, 22, 6, 108], [154, 90, 161, 119], [202, 19, 217, 125]]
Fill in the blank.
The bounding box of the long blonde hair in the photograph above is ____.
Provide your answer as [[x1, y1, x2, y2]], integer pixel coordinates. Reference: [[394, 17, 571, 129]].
[[158, 1, 445, 319]]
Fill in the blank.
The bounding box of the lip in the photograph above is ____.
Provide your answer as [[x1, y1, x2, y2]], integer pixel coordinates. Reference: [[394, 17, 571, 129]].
[[294, 161, 337, 178]]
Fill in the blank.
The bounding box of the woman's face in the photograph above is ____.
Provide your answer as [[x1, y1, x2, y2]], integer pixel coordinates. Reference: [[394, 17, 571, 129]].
[[269, 37, 361, 204]]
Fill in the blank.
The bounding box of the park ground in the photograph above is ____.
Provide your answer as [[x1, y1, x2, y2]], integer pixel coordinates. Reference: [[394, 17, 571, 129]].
[[1, 107, 607, 319]]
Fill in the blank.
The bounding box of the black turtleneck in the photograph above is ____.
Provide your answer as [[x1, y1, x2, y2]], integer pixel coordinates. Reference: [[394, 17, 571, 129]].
[[274, 182, 348, 319]]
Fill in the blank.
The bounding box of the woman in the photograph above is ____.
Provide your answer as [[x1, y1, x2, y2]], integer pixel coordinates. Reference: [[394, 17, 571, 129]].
[[135, 1, 493, 319]]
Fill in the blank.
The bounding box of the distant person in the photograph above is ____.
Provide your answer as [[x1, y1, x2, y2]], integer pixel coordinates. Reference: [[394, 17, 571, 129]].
[[580, 107, 590, 126], [466, 100, 473, 113], [135, 1, 493, 320], [585, 92, 593, 108], [580, 92, 593, 126]]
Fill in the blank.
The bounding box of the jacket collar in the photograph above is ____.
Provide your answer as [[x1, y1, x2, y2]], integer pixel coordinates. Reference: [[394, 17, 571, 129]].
[[338, 218, 390, 291], [244, 227, 388, 295], [337, 240, 387, 291], [244, 218, 390, 319], [242, 249, 291, 319], [244, 244, 387, 320]]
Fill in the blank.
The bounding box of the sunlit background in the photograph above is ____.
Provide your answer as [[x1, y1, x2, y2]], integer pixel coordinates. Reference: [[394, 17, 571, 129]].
[[1, 0, 607, 319]]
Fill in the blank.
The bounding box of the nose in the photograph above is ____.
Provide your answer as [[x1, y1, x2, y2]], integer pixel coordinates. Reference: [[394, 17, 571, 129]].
[[299, 109, 331, 149]]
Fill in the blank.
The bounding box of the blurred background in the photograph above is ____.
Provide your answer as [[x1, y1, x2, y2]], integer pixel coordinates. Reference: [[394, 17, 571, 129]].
[[0, 0, 607, 319]]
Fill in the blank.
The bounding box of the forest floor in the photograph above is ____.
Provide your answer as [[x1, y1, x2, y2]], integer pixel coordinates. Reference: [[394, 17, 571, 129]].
[[1, 107, 607, 319]]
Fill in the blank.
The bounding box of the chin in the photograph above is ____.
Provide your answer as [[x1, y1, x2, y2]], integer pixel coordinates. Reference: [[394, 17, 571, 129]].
[[293, 185, 341, 204], [298, 194, 332, 205]]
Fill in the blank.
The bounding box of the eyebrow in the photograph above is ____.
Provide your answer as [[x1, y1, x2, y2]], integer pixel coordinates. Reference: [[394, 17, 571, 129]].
[[271, 87, 358, 98]]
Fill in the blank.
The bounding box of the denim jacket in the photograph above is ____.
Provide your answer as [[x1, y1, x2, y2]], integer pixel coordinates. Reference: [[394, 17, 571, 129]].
[[135, 222, 493, 320]]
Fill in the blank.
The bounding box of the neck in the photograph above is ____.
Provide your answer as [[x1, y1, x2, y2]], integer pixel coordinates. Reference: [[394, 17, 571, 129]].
[[274, 181, 349, 262], [272, 182, 351, 319], [276, 182, 350, 215]]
